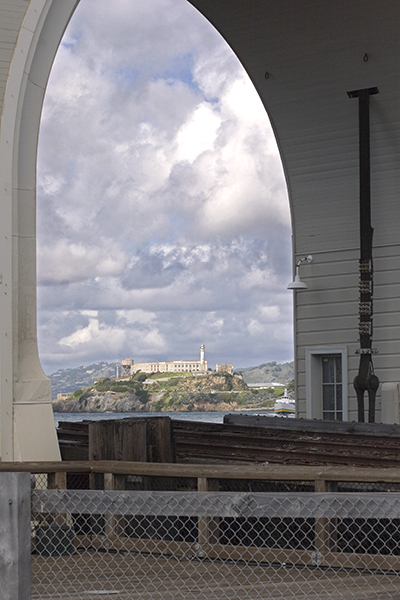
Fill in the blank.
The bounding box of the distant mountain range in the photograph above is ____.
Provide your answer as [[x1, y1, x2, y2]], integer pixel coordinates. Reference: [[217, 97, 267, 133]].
[[48, 360, 294, 399], [49, 362, 119, 399], [238, 361, 294, 385]]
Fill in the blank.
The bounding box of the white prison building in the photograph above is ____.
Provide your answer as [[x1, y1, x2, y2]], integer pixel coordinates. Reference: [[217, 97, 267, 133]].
[[129, 344, 208, 375]]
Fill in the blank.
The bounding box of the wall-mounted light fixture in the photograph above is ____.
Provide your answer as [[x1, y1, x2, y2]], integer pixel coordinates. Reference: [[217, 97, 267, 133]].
[[287, 255, 313, 289]]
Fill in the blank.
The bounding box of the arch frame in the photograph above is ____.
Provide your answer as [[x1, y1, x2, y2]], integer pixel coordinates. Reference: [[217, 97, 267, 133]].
[[2, 0, 400, 460]]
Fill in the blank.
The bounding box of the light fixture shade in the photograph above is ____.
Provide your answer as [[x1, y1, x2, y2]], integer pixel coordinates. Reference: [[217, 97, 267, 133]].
[[287, 255, 312, 290], [287, 274, 308, 289]]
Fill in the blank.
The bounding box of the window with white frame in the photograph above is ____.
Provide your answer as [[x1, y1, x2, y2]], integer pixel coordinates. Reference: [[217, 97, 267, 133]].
[[321, 355, 343, 420], [306, 346, 348, 421]]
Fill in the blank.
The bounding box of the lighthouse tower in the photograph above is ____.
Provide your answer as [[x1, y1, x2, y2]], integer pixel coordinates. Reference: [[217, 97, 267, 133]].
[[200, 344, 205, 368]]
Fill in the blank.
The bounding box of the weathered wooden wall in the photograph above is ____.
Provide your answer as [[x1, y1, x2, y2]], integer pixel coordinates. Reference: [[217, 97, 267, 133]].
[[57, 416, 400, 469]]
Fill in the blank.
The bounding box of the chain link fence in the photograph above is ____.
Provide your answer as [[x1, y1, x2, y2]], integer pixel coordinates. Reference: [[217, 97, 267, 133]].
[[31, 486, 400, 599]]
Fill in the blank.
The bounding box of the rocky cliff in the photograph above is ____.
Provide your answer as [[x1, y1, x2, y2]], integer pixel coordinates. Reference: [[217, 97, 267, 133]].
[[52, 372, 282, 413]]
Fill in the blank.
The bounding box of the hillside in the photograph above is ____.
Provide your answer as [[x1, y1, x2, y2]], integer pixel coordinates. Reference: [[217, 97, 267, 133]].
[[49, 362, 119, 398], [239, 361, 294, 384], [52, 371, 287, 413]]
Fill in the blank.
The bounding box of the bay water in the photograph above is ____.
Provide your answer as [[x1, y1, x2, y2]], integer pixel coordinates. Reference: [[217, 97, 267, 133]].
[[54, 410, 275, 427]]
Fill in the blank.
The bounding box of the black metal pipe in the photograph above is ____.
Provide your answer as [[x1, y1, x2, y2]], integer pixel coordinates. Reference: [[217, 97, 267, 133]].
[[348, 87, 379, 423], [358, 88, 372, 260]]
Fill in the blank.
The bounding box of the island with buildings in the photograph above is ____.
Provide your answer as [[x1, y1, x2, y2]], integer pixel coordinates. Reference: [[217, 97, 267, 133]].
[[52, 346, 292, 413]]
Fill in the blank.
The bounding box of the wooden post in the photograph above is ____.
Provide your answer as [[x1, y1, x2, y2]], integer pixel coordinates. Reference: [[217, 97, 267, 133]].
[[48, 471, 68, 526], [104, 473, 125, 539], [314, 479, 337, 556], [314, 479, 328, 557], [0, 472, 31, 600], [147, 418, 175, 490], [89, 417, 175, 490], [48, 471, 67, 490], [197, 477, 219, 547]]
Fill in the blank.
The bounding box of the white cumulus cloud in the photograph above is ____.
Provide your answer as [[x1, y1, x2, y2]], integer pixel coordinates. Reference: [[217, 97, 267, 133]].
[[36, 0, 293, 374]]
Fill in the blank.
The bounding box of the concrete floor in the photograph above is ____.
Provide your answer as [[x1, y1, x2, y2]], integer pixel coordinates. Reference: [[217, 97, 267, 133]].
[[31, 550, 400, 599]]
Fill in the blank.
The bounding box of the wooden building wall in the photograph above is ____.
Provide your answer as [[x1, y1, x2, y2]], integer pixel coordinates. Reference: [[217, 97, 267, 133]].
[[191, 0, 400, 422]]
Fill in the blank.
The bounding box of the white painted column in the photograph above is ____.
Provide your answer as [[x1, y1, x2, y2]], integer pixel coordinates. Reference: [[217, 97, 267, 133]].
[[0, 0, 80, 461]]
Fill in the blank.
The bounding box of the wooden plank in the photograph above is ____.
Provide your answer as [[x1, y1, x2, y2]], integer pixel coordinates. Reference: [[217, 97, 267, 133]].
[[3, 460, 400, 483], [89, 421, 109, 489], [85, 535, 315, 567], [79, 535, 400, 573], [89, 419, 148, 488], [147, 417, 175, 463], [89, 421, 114, 461], [146, 418, 175, 489], [117, 420, 147, 462], [88, 417, 175, 465], [223, 415, 400, 437], [321, 551, 400, 572], [173, 418, 400, 467], [57, 422, 89, 461]]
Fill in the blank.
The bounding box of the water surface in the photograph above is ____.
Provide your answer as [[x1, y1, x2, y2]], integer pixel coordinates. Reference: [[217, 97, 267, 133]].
[[53, 410, 276, 427]]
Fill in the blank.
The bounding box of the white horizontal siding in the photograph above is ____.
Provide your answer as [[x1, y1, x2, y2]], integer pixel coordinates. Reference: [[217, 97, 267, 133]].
[[297, 316, 357, 334], [299, 301, 356, 320], [0, 0, 28, 117], [294, 243, 400, 420]]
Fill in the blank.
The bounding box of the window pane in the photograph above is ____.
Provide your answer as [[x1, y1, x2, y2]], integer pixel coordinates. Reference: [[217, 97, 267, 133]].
[[335, 357, 342, 383], [336, 384, 342, 410], [323, 384, 335, 410], [323, 411, 335, 420], [322, 357, 335, 383]]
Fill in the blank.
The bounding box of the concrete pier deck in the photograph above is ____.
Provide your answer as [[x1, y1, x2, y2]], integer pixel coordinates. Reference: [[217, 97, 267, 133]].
[[31, 550, 400, 599]]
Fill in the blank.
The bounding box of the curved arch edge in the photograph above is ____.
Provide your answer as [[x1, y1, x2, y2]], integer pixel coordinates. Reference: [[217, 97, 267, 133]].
[[0, 0, 80, 461]]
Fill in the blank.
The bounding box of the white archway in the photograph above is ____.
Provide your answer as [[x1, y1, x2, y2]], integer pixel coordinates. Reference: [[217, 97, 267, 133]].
[[2, 0, 285, 460], [4, 0, 399, 458]]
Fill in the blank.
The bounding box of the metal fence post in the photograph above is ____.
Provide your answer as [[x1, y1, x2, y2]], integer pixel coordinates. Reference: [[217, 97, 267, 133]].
[[0, 472, 31, 600]]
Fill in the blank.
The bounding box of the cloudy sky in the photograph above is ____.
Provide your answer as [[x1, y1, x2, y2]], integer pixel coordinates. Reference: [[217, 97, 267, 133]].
[[37, 0, 293, 375]]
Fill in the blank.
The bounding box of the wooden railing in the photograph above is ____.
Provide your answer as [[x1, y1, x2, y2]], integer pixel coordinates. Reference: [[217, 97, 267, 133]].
[[3, 460, 400, 483], [4, 462, 400, 576]]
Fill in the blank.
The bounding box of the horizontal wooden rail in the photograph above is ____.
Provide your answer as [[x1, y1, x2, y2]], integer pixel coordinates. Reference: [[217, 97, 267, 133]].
[[80, 535, 400, 573], [1, 460, 400, 482]]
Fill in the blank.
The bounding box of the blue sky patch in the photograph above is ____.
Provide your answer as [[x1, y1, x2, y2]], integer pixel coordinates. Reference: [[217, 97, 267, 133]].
[[61, 30, 83, 52]]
